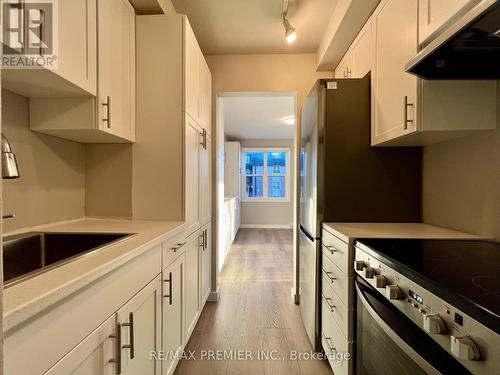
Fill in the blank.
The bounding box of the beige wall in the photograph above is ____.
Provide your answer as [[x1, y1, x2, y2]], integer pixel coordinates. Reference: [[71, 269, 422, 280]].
[[423, 128, 500, 241], [236, 139, 294, 227], [2, 90, 86, 233]]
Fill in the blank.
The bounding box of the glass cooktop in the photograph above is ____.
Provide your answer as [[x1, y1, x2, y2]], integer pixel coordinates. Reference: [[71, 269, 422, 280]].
[[356, 239, 500, 332]]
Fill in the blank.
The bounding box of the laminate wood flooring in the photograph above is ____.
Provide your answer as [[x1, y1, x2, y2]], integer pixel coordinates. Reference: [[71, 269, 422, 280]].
[[174, 229, 332, 375]]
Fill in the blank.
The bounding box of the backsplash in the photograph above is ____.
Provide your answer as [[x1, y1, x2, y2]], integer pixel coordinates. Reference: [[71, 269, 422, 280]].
[[2, 89, 86, 233], [423, 127, 500, 241]]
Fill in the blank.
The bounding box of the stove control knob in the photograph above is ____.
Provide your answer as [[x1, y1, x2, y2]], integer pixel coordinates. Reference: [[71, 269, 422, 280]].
[[363, 267, 375, 279], [451, 336, 480, 361], [375, 275, 387, 288], [355, 261, 365, 271], [386, 285, 402, 300], [423, 314, 446, 334]]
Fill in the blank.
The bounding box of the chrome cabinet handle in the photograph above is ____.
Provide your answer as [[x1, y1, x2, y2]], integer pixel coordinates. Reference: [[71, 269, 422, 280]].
[[109, 324, 122, 374], [204, 229, 208, 251], [121, 313, 135, 359], [102, 96, 111, 128], [403, 95, 414, 130], [199, 231, 205, 249], [325, 245, 338, 255], [324, 271, 336, 283], [347, 67, 352, 78], [322, 333, 336, 352], [323, 295, 336, 312], [164, 272, 173, 305]]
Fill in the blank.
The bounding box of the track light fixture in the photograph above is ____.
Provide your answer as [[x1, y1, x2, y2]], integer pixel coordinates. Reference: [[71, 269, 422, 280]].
[[282, 0, 297, 43]]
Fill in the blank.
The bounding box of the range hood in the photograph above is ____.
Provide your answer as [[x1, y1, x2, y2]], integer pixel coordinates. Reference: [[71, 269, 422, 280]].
[[406, 0, 500, 79]]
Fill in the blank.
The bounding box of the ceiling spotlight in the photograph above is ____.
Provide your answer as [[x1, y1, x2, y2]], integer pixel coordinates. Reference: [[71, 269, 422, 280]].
[[282, 115, 295, 125], [282, 0, 297, 44]]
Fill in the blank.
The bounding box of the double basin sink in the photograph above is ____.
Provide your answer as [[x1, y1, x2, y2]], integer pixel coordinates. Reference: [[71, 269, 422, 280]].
[[3, 232, 133, 287]]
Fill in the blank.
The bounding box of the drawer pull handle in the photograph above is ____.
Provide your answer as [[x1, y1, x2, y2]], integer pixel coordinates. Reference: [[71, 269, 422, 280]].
[[322, 333, 336, 353], [163, 272, 173, 305], [324, 271, 336, 283], [324, 296, 336, 312], [325, 245, 338, 254], [121, 313, 135, 359], [108, 324, 122, 374]]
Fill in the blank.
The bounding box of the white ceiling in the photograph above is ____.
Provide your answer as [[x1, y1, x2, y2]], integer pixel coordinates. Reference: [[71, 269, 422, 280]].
[[222, 95, 295, 140], [171, 0, 337, 55]]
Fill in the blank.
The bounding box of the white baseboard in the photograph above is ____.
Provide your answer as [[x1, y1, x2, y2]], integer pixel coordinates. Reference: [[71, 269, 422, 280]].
[[208, 285, 221, 302], [240, 224, 293, 229]]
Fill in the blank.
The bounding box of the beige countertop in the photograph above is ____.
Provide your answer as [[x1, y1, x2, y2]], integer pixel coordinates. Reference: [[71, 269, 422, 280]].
[[323, 222, 483, 243], [3, 218, 185, 332]]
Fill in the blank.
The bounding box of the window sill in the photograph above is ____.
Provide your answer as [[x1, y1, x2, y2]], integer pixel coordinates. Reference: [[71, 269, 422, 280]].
[[241, 199, 290, 203]]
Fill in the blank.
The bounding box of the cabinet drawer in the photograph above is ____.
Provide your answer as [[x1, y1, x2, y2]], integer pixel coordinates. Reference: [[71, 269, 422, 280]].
[[322, 228, 350, 275], [322, 250, 353, 308], [162, 233, 187, 269], [322, 300, 353, 375], [321, 280, 351, 340]]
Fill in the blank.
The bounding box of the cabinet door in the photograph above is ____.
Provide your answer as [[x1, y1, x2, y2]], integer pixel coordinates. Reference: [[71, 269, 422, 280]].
[[44, 316, 116, 375], [97, 0, 136, 141], [200, 225, 211, 307], [199, 57, 212, 135], [371, 0, 418, 145], [351, 19, 372, 79], [162, 254, 185, 375], [184, 18, 201, 124], [57, 0, 97, 95], [419, 0, 477, 44], [185, 115, 201, 235], [199, 133, 211, 226], [185, 232, 201, 340], [335, 52, 349, 79], [118, 276, 162, 375]]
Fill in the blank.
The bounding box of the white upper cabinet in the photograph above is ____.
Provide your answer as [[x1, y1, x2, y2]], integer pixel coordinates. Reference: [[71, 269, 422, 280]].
[[335, 51, 352, 79], [29, 0, 136, 143], [185, 115, 201, 235], [418, 0, 480, 45], [184, 18, 201, 125], [200, 57, 213, 135], [351, 19, 372, 79], [1, 0, 97, 97], [372, 0, 418, 145], [97, 0, 136, 141], [199, 133, 212, 227]]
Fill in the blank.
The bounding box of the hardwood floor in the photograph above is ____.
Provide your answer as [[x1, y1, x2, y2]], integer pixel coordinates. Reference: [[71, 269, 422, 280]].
[[174, 229, 332, 375]]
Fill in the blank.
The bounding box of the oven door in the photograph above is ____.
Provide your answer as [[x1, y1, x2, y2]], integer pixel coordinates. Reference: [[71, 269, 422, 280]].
[[355, 277, 471, 375]]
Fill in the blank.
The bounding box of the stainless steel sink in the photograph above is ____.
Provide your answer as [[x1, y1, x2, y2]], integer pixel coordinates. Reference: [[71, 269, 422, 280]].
[[3, 232, 133, 287]]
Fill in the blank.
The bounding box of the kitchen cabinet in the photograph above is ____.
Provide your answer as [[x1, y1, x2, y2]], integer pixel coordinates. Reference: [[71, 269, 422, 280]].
[[117, 275, 162, 375], [162, 253, 185, 375], [185, 231, 201, 340], [200, 131, 212, 226], [371, 0, 497, 146], [185, 115, 202, 235], [200, 58, 213, 135], [96, 0, 136, 142], [335, 51, 352, 79], [184, 18, 201, 125], [1, 0, 97, 98], [44, 315, 116, 375], [371, 0, 418, 145], [351, 19, 372, 79], [29, 0, 136, 143], [200, 223, 212, 306], [419, 0, 479, 45]]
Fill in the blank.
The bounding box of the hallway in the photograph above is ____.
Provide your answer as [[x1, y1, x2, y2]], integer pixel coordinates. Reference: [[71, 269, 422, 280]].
[[175, 229, 332, 375]]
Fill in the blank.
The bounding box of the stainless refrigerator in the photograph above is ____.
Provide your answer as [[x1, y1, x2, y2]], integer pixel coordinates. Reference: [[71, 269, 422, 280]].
[[298, 77, 422, 350]]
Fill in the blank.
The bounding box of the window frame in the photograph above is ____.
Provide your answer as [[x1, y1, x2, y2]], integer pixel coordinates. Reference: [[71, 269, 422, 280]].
[[241, 147, 290, 203]]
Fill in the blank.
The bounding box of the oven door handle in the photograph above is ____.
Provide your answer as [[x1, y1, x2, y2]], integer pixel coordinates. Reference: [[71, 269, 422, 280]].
[[356, 282, 440, 375]]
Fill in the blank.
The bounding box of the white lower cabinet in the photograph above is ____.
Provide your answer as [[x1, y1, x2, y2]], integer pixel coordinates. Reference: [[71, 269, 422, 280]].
[[162, 253, 185, 375], [118, 276, 162, 375], [44, 315, 116, 375], [185, 230, 201, 340], [200, 223, 211, 306], [44, 276, 162, 375]]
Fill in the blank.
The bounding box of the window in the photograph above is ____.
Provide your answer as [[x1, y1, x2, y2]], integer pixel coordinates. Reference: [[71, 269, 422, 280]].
[[242, 148, 289, 201]]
